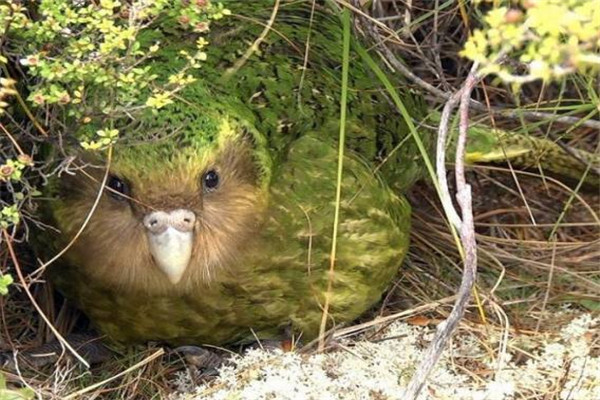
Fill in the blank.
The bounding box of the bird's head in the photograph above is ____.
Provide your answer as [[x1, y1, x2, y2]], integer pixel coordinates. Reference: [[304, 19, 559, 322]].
[[50, 115, 271, 294]]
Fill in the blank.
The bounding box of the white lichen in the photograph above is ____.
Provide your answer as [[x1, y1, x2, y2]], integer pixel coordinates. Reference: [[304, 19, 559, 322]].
[[174, 312, 599, 400]]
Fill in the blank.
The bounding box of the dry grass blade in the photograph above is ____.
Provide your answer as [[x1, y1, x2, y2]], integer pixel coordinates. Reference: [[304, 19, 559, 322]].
[[318, 5, 351, 352], [2, 229, 89, 369], [62, 348, 165, 400]]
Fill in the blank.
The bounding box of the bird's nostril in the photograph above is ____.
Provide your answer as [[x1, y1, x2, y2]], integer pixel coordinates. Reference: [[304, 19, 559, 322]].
[[145, 210, 195, 233]]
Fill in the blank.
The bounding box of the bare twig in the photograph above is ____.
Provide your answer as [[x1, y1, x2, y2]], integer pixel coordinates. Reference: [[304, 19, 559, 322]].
[[403, 65, 481, 399], [494, 109, 600, 131], [0, 66, 48, 136], [347, 4, 484, 396], [435, 85, 463, 230], [332, 296, 457, 339]]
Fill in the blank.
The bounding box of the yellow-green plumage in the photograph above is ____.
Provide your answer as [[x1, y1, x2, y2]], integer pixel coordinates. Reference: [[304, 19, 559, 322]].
[[42, 0, 597, 347], [51, 134, 410, 344], [45, 1, 420, 345]]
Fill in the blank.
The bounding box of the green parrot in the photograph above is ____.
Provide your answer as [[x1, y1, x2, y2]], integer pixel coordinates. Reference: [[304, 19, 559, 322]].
[[43, 0, 424, 346], [40, 0, 597, 349]]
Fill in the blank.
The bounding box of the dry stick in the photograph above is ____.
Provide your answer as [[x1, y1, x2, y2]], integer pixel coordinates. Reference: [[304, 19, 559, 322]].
[[0, 122, 26, 156], [0, 72, 48, 137], [435, 83, 463, 230], [349, 2, 484, 389], [332, 296, 457, 339], [403, 67, 481, 399]]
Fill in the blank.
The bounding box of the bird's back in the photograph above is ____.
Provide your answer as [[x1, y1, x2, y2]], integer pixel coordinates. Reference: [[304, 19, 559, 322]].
[[144, 0, 430, 190]]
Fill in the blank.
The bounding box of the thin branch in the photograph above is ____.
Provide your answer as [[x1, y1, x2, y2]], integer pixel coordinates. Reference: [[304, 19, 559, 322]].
[[492, 108, 600, 131], [0, 66, 48, 136], [435, 87, 463, 230], [535, 235, 557, 333], [403, 65, 481, 399]]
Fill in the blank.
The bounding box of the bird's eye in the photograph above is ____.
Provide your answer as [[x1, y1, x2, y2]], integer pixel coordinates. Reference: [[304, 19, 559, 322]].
[[202, 169, 220, 191], [107, 175, 130, 201]]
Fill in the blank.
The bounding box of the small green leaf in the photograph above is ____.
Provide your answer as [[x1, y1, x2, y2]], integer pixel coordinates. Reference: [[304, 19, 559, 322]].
[[0, 274, 14, 296]]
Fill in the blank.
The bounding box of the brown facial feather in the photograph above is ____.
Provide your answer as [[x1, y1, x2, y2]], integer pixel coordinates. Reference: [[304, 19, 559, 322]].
[[52, 140, 266, 295]]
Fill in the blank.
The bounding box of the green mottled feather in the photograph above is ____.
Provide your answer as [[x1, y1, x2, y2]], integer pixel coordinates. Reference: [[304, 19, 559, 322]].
[[128, 0, 429, 191], [46, 0, 420, 345], [44, 0, 596, 348], [52, 134, 409, 345], [464, 124, 599, 184]]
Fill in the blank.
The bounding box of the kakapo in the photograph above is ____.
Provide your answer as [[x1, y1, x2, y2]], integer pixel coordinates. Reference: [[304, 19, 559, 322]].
[[44, 1, 423, 346], [40, 0, 595, 347]]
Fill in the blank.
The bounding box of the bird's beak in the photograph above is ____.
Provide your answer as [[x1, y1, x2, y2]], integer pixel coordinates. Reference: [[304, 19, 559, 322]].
[[143, 209, 196, 284]]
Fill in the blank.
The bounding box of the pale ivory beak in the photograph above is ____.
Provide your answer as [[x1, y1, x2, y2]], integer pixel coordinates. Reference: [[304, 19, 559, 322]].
[[143, 209, 196, 284]]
